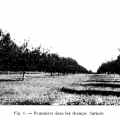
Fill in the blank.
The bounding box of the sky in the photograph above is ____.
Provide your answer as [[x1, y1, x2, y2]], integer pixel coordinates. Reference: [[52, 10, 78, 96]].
[[0, 0, 120, 72]]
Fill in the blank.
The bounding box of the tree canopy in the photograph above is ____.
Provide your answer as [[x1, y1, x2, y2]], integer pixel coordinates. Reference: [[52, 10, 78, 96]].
[[0, 29, 89, 77], [97, 57, 120, 74]]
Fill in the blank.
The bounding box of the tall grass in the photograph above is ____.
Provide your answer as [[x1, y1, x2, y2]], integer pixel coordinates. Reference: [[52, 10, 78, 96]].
[[0, 73, 120, 105]]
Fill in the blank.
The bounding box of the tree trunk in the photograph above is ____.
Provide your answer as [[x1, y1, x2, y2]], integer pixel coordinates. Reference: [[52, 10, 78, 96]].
[[23, 71, 26, 80], [51, 72, 52, 76]]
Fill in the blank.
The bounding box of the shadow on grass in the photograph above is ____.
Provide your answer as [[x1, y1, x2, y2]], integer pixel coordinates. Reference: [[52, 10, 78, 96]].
[[81, 83, 120, 88], [0, 78, 23, 82], [10, 100, 51, 105], [61, 87, 120, 97], [71, 82, 120, 88], [25, 76, 47, 78], [84, 80, 120, 83]]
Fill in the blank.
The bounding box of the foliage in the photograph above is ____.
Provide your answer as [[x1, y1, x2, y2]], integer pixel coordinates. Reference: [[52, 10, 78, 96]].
[[97, 57, 120, 74], [0, 29, 89, 76]]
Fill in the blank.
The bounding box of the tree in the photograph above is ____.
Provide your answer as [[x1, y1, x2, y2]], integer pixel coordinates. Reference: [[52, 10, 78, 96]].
[[0, 30, 19, 72], [17, 40, 31, 80], [0, 29, 89, 78]]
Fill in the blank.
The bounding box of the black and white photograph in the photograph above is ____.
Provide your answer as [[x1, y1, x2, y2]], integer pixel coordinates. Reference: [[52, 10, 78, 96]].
[[0, 0, 120, 119]]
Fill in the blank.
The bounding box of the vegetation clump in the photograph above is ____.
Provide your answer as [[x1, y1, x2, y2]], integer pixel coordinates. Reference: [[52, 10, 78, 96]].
[[0, 29, 89, 80]]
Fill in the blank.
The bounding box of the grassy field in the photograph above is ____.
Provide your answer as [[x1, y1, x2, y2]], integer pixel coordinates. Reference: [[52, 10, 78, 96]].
[[0, 73, 120, 105]]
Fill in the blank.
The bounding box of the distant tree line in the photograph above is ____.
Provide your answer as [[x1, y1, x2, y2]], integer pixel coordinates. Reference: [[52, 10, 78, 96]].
[[0, 29, 89, 79], [97, 56, 120, 74]]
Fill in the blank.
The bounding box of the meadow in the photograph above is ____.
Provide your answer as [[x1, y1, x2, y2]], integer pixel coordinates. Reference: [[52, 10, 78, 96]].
[[0, 72, 120, 105]]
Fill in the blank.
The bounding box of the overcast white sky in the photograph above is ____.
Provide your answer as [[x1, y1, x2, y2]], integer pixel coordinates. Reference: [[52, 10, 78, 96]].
[[0, 0, 120, 72]]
